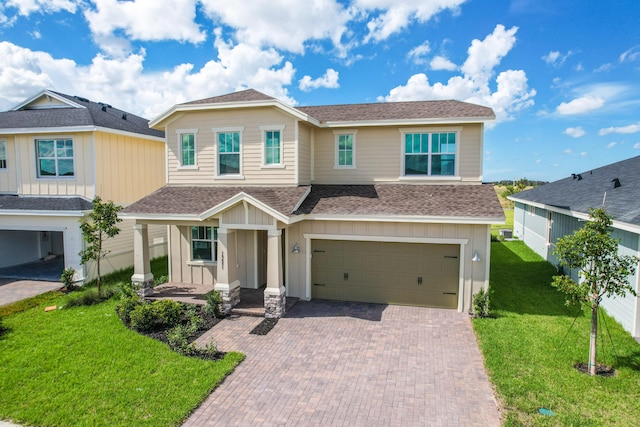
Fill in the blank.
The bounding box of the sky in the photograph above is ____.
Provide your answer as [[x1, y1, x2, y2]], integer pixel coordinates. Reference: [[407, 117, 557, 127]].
[[1, 0, 639, 182]]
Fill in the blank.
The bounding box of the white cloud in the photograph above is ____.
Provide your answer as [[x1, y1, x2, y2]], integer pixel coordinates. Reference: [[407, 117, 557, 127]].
[[84, 0, 206, 56], [407, 41, 430, 64], [556, 95, 605, 115], [607, 142, 617, 149], [357, 0, 467, 43], [619, 45, 640, 63], [598, 121, 640, 135], [542, 50, 574, 67], [430, 55, 457, 71], [0, 38, 297, 118], [299, 69, 340, 91], [580, 151, 588, 156], [5, 0, 79, 16], [380, 25, 536, 123], [200, 0, 351, 54], [564, 149, 573, 154], [634, 142, 640, 149], [563, 126, 586, 138]]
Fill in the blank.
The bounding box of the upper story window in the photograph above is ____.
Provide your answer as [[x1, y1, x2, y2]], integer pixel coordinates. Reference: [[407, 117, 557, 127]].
[[192, 226, 218, 262], [214, 127, 244, 177], [334, 131, 357, 169], [260, 125, 285, 167], [0, 141, 6, 169], [403, 132, 456, 176], [36, 139, 74, 178], [177, 129, 197, 168]]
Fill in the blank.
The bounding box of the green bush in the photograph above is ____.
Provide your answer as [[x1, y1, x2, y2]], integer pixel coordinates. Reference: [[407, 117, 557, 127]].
[[115, 295, 142, 324], [473, 287, 490, 318], [129, 303, 157, 332], [153, 299, 183, 327], [203, 290, 223, 318], [186, 305, 203, 331], [64, 286, 119, 307], [60, 267, 78, 292], [154, 275, 169, 286], [166, 324, 193, 354]]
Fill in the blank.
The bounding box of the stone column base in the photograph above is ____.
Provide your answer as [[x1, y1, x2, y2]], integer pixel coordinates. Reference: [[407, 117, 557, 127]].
[[132, 279, 154, 298], [264, 286, 286, 318], [215, 281, 241, 314]]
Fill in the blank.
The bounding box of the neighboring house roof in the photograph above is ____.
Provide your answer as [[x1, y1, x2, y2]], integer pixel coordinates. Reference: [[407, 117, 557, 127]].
[[295, 184, 504, 220], [122, 184, 504, 223], [510, 155, 640, 227], [0, 90, 164, 139], [151, 88, 495, 129], [0, 195, 92, 212]]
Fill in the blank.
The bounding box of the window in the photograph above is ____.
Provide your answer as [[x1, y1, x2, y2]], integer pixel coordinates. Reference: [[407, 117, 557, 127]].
[[404, 132, 456, 176], [177, 130, 197, 167], [260, 125, 285, 167], [0, 141, 6, 169], [215, 128, 243, 176], [36, 139, 74, 177], [334, 132, 356, 168], [192, 226, 218, 261]]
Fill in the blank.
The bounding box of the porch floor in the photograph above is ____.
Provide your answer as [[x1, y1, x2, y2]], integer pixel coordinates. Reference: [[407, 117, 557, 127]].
[[149, 283, 298, 317]]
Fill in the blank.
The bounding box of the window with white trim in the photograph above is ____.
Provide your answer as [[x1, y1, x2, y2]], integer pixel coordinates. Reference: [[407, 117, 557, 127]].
[[177, 129, 197, 167], [191, 226, 218, 261], [403, 132, 456, 176], [36, 139, 74, 177], [334, 132, 356, 168], [260, 125, 285, 166], [215, 128, 243, 176], [0, 141, 6, 169]]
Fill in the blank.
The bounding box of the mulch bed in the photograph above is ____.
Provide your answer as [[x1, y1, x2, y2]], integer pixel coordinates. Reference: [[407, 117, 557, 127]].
[[250, 318, 279, 335], [574, 362, 616, 377]]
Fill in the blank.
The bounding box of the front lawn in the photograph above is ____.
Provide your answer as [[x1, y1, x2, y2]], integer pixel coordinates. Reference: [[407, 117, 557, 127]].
[[474, 241, 640, 426], [0, 258, 243, 427]]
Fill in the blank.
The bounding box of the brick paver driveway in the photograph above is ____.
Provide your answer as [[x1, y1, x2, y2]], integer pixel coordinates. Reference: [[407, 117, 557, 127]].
[[0, 278, 62, 307], [187, 301, 501, 426]]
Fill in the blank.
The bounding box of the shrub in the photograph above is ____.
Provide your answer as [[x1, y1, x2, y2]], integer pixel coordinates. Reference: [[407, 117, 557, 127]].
[[166, 324, 193, 354], [153, 299, 183, 327], [129, 303, 157, 332], [64, 285, 119, 307], [203, 290, 223, 318], [154, 275, 169, 286], [473, 287, 490, 318], [115, 295, 142, 324], [186, 305, 203, 331], [60, 267, 78, 292]]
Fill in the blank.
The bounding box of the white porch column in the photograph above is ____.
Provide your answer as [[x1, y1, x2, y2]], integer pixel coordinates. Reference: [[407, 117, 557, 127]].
[[214, 228, 240, 314], [131, 223, 154, 297], [264, 229, 286, 318]]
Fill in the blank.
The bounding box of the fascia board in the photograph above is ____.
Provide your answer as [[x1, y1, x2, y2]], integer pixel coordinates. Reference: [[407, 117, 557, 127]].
[[0, 209, 89, 217], [119, 212, 203, 221], [10, 90, 85, 111], [199, 192, 290, 223], [297, 214, 504, 224], [318, 116, 496, 128], [0, 126, 164, 142]]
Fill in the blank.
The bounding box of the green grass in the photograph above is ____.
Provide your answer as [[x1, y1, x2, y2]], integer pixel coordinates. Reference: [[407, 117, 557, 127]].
[[0, 256, 244, 427], [491, 208, 514, 237], [474, 241, 640, 426]]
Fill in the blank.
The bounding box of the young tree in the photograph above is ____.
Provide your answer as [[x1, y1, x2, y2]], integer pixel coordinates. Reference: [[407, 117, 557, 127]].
[[79, 196, 123, 296], [552, 207, 639, 375]]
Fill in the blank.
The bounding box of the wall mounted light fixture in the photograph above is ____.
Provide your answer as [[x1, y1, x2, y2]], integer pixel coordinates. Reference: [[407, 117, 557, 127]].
[[472, 250, 481, 262], [292, 243, 300, 253]]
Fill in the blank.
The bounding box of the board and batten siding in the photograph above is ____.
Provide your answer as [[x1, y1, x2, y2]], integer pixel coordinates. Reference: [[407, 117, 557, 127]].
[[284, 219, 491, 312], [297, 122, 312, 185], [94, 131, 165, 204], [15, 132, 94, 198], [165, 108, 298, 185], [169, 224, 216, 285], [0, 136, 18, 193], [311, 124, 483, 184]]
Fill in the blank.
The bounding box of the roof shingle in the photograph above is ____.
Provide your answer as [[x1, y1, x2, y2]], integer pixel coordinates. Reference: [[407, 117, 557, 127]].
[[0, 195, 92, 211]]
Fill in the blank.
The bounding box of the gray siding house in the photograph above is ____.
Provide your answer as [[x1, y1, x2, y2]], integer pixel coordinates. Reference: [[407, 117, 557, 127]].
[[510, 155, 640, 339]]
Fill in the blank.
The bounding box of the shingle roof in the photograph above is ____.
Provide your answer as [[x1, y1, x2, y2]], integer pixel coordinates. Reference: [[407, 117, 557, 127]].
[[297, 100, 495, 123], [0, 195, 92, 211], [511, 155, 640, 227], [122, 185, 311, 217], [295, 184, 504, 219], [181, 89, 276, 105], [0, 91, 164, 138], [122, 184, 503, 222]]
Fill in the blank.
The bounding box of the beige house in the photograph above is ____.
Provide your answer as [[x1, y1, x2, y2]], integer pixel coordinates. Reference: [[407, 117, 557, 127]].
[[122, 89, 503, 317], [0, 90, 167, 282]]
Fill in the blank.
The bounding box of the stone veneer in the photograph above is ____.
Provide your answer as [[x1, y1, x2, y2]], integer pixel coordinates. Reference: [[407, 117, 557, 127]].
[[265, 292, 286, 318], [220, 286, 240, 314], [133, 279, 154, 298]]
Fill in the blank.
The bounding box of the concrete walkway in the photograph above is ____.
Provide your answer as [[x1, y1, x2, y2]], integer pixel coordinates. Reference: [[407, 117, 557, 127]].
[[186, 300, 501, 426], [0, 278, 63, 307]]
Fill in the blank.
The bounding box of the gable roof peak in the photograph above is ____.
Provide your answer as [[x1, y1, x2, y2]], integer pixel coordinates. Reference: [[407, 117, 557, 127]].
[[181, 88, 276, 106]]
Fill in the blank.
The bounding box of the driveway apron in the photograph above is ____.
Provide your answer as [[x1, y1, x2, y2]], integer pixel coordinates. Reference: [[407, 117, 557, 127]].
[[0, 278, 62, 307], [186, 301, 500, 427]]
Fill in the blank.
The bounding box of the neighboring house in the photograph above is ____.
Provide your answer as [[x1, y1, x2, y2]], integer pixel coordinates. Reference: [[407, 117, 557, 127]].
[[122, 89, 503, 317], [510, 155, 640, 339], [0, 90, 168, 282]]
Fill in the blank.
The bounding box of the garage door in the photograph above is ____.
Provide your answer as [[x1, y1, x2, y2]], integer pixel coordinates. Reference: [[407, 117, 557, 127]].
[[311, 240, 459, 308]]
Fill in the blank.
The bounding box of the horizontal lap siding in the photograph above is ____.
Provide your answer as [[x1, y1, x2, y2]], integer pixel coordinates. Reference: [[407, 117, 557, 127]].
[[0, 136, 18, 193], [297, 123, 311, 185], [166, 108, 297, 185], [520, 206, 548, 259]]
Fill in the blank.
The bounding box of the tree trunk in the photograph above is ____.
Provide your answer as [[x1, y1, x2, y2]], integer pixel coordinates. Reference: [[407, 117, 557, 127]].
[[588, 301, 598, 376], [97, 238, 102, 297]]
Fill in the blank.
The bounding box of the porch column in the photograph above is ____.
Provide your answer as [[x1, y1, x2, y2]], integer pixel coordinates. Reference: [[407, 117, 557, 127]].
[[131, 223, 153, 297], [214, 228, 240, 314], [264, 229, 286, 318]]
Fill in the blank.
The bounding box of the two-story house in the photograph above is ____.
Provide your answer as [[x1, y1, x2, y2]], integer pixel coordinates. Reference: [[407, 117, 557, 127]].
[[0, 90, 167, 282], [122, 89, 504, 317]]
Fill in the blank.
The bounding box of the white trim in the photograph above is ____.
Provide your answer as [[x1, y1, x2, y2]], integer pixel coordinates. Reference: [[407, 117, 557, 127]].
[[213, 126, 244, 178], [0, 210, 88, 217], [200, 191, 291, 224], [310, 128, 315, 182], [34, 137, 76, 179], [321, 117, 494, 128], [11, 90, 84, 111], [398, 175, 462, 182], [291, 186, 311, 213], [176, 128, 198, 168], [260, 124, 285, 167], [0, 140, 6, 170], [1, 125, 164, 142], [400, 129, 460, 178], [299, 214, 504, 225], [294, 120, 299, 185], [333, 130, 357, 169]]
